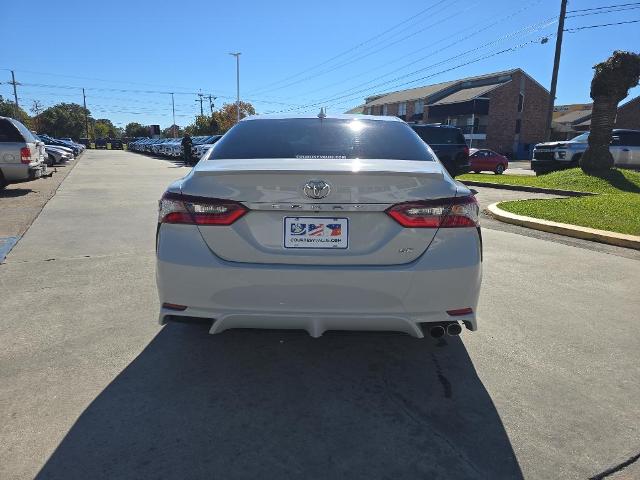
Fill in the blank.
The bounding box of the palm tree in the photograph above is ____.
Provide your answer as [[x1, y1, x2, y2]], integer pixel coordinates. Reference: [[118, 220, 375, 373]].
[[580, 51, 640, 174]]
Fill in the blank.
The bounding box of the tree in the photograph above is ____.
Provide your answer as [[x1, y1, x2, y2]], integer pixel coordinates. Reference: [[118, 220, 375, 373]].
[[30, 100, 44, 133], [211, 101, 256, 134], [0, 95, 32, 128], [580, 51, 640, 174], [185, 115, 219, 136], [38, 103, 90, 139], [125, 122, 149, 138], [162, 124, 183, 138], [93, 118, 119, 138]]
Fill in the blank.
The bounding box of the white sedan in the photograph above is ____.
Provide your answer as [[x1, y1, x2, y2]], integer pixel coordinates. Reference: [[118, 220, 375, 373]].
[[156, 114, 482, 338]]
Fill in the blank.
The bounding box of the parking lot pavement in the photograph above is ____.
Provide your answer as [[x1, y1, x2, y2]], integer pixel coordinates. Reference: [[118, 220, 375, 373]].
[[504, 160, 534, 175], [1, 150, 639, 479]]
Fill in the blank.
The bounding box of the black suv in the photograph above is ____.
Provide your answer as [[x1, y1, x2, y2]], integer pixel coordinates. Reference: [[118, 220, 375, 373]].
[[110, 138, 123, 150], [409, 124, 470, 176]]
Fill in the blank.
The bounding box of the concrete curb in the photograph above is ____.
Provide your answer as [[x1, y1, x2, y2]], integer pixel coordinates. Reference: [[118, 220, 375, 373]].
[[461, 180, 595, 197], [487, 202, 640, 250]]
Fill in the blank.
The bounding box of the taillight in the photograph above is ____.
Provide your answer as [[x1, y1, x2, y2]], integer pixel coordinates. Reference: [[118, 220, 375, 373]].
[[386, 196, 479, 228], [158, 192, 248, 226], [20, 147, 31, 164]]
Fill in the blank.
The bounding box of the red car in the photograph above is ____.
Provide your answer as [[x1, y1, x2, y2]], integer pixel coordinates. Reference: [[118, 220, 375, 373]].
[[469, 148, 509, 174]]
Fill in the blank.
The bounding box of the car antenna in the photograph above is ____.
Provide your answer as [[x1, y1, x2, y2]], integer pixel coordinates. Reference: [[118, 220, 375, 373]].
[[318, 107, 326, 119]]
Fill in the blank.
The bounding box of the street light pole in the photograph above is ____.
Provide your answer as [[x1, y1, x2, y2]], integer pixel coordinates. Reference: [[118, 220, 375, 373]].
[[544, 0, 568, 141], [82, 88, 89, 139], [171, 93, 176, 138], [229, 52, 241, 123]]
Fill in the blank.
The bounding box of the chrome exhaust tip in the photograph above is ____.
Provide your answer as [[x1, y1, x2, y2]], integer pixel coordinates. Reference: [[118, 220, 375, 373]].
[[429, 325, 446, 338], [447, 322, 462, 336]]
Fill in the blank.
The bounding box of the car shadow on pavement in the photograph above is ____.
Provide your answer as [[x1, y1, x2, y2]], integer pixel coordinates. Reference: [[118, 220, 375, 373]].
[[0, 188, 34, 198], [36, 324, 523, 480]]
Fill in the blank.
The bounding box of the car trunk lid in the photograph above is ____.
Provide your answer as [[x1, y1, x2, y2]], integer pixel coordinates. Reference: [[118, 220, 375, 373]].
[[179, 158, 457, 265]]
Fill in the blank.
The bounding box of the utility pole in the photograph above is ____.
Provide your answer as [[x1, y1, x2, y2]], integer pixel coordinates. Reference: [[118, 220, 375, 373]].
[[544, 0, 567, 141], [10, 70, 19, 117], [206, 94, 216, 114], [82, 88, 90, 139], [171, 93, 176, 138], [196, 93, 205, 116], [229, 52, 241, 122]]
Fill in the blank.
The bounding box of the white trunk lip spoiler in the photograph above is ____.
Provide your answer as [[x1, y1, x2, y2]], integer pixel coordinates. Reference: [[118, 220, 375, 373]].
[[193, 158, 445, 175]]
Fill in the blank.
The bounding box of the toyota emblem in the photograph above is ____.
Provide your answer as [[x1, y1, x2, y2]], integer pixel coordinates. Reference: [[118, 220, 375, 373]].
[[303, 180, 331, 199]]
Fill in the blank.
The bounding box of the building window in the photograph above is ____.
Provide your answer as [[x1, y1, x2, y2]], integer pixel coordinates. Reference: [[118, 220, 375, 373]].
[[414, 99, 424, 115], [382, 104, 388, 116], [398, 102, 407, 116], [515, 119, 521, 134], [517, 93, 524, 112]]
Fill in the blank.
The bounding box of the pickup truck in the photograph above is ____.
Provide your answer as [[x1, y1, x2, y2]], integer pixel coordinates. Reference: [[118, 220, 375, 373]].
[[532, 129, 640, 174], [0, 116, 47, 189]]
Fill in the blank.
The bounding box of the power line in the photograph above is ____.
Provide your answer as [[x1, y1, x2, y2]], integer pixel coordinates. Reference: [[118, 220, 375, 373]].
[[293, 1, 546, 100], [566, 2, 640, 13], [564, 19, 640, 31], [248, 0, 451, 94], [250, 1, 467, 96], [566, 5, 640, 17]]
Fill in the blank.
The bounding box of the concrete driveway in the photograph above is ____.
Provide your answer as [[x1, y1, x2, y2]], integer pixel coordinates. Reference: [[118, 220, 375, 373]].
[[1, 150, 639, 479]]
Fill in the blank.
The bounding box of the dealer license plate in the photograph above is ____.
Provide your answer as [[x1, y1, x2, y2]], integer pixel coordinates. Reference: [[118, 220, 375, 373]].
[[284, 217, 349, 249]]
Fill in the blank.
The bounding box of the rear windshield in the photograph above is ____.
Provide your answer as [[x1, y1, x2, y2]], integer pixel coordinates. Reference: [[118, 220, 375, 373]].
[[411, 126, 465, 145], [210, 118, 435, 161], [0, 118, 36, 143], [11, 119, 38, 143]]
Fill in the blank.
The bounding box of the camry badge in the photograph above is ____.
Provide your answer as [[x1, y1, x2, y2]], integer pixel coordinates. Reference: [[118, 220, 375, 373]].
[[303, 180, 331, 199]]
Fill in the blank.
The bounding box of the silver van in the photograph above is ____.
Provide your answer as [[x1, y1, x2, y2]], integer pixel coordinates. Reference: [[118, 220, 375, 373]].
[[0, 116, 47, 189]]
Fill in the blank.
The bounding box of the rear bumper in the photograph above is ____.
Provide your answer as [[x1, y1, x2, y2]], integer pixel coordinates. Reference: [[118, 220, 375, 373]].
[[1, 163, 45, 182], [156, 224, 482, 337]]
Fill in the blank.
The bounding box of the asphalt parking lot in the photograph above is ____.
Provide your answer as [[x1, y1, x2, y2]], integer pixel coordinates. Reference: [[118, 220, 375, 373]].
[[1, 150, 639, 479]]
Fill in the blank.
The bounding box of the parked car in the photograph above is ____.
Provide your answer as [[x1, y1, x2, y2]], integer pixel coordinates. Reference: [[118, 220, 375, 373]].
[[409, 124, 470, 176], [110, 138, 123, 150], [95, 138, 108, 149], [0, 116, 47, 189], [156, 114, 482, 339], [532, 129, 640, 174], [469, 148, 509, 174], [191, 135, 223, 162], [44, 145, 73, 166], [38, 134, 84, 156]]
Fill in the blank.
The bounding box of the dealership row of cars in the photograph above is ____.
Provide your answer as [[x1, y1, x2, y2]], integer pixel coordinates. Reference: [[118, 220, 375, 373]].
[[0, 116, 86, 189], [128, 135, 222, 164]]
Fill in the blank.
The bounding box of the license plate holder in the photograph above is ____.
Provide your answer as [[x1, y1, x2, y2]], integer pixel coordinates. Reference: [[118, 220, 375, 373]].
[[283, 217, 349, 249]]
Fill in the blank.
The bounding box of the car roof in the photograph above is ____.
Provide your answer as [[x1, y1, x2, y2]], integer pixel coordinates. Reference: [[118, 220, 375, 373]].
[[241, 113, 404, 123]]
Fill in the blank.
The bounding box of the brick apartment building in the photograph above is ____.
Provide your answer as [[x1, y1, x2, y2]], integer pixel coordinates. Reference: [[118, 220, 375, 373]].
[[357, 68, 550, 158], [552, 95, 640, 139]]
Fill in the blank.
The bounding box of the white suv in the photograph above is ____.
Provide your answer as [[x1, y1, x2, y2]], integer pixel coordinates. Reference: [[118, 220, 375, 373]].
[[532, 129, 640, 173]]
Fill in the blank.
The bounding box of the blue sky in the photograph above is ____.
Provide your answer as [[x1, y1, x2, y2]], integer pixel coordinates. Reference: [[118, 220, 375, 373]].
[[1, 0, 638, 129]]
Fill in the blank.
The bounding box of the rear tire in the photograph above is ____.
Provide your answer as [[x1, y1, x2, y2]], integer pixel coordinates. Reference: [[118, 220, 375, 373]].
[[0, 171, 7, 190], [494, 164, 505, 175]]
